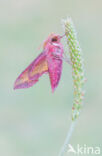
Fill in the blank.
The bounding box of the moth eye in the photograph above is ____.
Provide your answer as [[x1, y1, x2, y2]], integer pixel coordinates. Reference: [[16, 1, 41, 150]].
[[51, 37, 57, 42]]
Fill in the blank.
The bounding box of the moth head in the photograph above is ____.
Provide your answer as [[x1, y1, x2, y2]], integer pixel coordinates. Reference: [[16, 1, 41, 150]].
[[43, 33, 63, 48], [50, 33, 62, 44]]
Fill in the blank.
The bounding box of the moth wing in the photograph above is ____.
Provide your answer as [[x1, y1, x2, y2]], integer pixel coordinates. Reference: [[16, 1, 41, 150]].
[[14, 52, 48, 89], [48, 56, 62, 92]]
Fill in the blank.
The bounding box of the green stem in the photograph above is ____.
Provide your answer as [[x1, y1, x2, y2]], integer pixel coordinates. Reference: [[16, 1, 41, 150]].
[[58, 17, 86, 156], [58, 121, 76, 156]]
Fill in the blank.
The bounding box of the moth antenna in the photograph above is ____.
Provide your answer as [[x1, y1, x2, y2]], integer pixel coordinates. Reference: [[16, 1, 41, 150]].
[[60, 34, 65, 38]]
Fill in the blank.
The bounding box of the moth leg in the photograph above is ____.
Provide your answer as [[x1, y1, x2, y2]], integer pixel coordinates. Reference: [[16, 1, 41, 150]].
[[63, 52, 72, 65], [63, 56, 72, 65], [52, 53, 62, 60], [52, 53, 72, 65]]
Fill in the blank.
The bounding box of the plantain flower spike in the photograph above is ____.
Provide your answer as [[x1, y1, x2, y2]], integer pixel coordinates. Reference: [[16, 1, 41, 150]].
[[63, 17, 86, 120]]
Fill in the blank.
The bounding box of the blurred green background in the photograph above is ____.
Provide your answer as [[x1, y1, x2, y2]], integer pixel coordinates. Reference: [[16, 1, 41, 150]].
[[0, 0, 102, 156]]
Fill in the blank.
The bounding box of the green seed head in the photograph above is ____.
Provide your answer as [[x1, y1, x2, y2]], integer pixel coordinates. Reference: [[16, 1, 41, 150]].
[[62, 17, 86, 120]]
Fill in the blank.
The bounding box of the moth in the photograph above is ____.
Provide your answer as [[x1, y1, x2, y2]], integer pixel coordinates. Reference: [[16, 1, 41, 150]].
[[14, 33, 67, 92]]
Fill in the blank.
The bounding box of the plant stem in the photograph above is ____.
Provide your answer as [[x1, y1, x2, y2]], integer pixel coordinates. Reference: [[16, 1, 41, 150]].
[[59, 121, 76, 156], [58, 17, 85, 155]]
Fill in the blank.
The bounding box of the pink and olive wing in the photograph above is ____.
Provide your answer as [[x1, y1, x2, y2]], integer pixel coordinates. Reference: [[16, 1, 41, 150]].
[[14, 52, 48, 89], [48, 58, 62, 92]]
